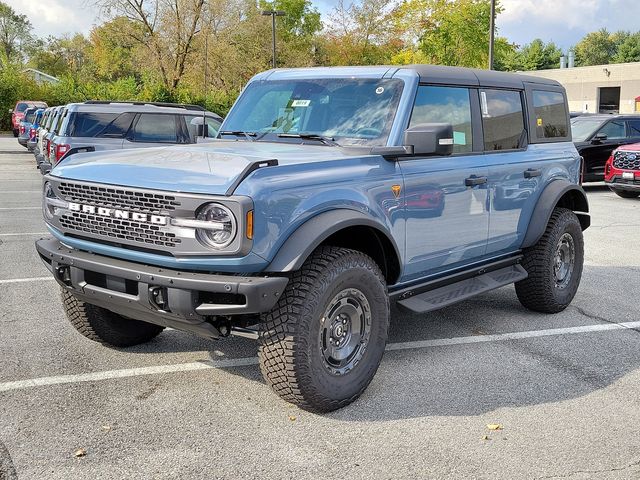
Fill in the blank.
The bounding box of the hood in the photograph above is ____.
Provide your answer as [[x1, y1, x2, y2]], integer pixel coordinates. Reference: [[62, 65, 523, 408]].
[[615, 142, 640, 153], [50, 140, 367, 195]]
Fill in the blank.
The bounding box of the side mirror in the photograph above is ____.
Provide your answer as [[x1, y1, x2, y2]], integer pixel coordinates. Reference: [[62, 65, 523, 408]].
[[404, 123, 454, 156], [592, 132, 607, 144]]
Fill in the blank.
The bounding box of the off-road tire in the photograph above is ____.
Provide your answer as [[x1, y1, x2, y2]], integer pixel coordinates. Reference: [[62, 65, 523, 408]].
[[61, 288, 164, 347], [610, 188, 640, 199], [515, 208, 584, 313], [258, 247, 389, 412], [12, 129, 18, 137]]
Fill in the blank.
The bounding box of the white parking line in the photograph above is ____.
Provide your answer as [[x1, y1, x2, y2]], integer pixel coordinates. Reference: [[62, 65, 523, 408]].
[[1, 320, 639, 393], [0, 191, 41, 193], [0, 232, 47, 237], [0, 207, 40, 210], [0, 277, 55, 285]]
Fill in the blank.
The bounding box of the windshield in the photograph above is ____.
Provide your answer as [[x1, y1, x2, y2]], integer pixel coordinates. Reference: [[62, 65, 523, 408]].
[[570, 118, 605, 142], [222, 78, 404, 146]]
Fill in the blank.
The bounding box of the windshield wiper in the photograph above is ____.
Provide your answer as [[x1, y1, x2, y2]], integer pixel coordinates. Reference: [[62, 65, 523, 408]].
[[277, 133, 339, 146], [219, 130, 257, 141]]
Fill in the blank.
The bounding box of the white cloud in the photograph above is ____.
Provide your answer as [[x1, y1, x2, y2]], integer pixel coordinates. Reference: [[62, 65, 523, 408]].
[[7, 0, 99, 37]]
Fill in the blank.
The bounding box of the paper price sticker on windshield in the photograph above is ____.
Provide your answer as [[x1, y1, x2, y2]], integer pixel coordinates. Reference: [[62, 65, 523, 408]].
[[291, 100, 311, 107], [537, 118, 543, 126]]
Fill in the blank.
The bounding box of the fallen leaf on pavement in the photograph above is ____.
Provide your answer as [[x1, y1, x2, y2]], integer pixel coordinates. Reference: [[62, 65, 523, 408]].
[[289, 416, 297, 421], [487, 424, 503, 431], [101, 425, 111, 432], [74, 448, 87, 458], [482, 435, 490, 441]]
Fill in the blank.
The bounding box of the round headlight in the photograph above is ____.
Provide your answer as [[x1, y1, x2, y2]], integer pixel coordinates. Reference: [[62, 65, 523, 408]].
[[195, 203, 237, 249], [43, 181, 56, 220]]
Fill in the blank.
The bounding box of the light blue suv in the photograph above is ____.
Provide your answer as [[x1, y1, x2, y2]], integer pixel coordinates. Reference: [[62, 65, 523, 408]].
[[37, 65, 590, 411]]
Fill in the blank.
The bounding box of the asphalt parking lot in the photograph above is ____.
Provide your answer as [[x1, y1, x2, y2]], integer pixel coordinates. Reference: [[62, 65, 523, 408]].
[[1, 135, 639, 480]]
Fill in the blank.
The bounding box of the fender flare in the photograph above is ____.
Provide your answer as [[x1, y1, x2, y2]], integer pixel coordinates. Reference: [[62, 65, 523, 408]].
[[265, 209, 402, 273], [521, 180, 590, 249]]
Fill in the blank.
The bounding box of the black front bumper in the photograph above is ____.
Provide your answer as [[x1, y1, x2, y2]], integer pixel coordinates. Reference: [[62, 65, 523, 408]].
[[36, 238, 288, 338]]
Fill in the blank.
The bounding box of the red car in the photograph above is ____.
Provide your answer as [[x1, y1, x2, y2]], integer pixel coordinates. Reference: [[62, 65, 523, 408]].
[[10, 100, 47, 137], [604, 143, 640, 198]]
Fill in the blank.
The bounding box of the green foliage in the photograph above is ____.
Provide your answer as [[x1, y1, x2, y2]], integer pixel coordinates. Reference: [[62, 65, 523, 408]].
[[0, 1, 32, 62], [613, 32, 640, 63], [259, 0, 321, 40], [498, 39, 562, 71]]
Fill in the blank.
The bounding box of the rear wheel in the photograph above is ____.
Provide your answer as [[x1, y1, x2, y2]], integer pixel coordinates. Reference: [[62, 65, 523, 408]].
[[258, 247, 389, 412], [12, 129, 18, 137], [61, 288, 164, 347], [516, 208, 584, 313], [610, 188, 640, 199]]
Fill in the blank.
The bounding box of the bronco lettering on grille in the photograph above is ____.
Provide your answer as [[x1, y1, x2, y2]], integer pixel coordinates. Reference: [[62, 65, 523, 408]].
[[68, 202, 168, 225]]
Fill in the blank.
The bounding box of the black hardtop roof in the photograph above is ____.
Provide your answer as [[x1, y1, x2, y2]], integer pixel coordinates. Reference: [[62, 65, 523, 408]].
[[401, 65, 562, 89]]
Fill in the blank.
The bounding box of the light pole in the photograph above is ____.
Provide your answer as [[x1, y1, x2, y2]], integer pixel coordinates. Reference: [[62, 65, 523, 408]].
[[261, 10, 285, 69], [488, 0, 496, 70]]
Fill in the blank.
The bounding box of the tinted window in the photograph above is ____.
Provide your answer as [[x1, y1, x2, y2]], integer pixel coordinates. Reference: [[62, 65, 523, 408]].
[[533, 90, 568, 139], [598, 120, 625, 140], [132, 114, 178, 143], [626, 120, 640, 138], [98, 113, 135, 138], [24, 109, 36, 123], [16, 103, 28, 113], [52, 109, 67, 135], [410, 86, 472, 153], [481, 89, 525, 151], [67, 113, 120, 137]]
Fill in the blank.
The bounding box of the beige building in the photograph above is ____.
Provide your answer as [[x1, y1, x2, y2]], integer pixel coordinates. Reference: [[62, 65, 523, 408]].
[[525, 62, 640, 114]]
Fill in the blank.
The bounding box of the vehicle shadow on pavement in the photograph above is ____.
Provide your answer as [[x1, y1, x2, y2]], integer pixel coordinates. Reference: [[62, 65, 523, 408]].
[[196, 265, 640, 420]]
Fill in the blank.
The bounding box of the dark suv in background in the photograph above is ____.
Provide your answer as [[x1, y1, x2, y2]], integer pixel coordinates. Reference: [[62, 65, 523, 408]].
[[571, 114, 640, 182]]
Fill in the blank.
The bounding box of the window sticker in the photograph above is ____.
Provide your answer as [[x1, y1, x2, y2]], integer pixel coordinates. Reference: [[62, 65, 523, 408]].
[[291, 99, 311, 107], [376, 86, 385, 95], [453, 131, 466, 145], [537, 118, 543, 127]]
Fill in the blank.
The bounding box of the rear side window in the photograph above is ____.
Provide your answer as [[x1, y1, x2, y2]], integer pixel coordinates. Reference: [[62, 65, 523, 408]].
[[533, 90, 568, 139], [132, 114, 178, 143], [626, 120, 640, 138], [24, 110, 36, 123], [67, 113, 120, 137], [409, 85, 473, 153], [480, 89, 525, 151], [53, 109, 67, 135]]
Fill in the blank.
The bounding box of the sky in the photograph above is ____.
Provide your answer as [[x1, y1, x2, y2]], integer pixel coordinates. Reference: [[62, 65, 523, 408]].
[[6, 0, 640, 52]]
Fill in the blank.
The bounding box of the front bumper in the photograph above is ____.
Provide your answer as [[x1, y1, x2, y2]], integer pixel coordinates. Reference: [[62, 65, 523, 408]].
[[17, 137, 28, 147], [36, 238, 288, 338], [605, 173, 640, 191]]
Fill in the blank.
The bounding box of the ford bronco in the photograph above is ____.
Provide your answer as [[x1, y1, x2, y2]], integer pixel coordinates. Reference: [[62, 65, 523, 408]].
[[37, 66, 590, 412]]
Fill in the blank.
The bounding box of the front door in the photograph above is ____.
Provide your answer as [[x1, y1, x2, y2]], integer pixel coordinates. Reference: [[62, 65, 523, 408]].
[[400, 85, 489, 281]]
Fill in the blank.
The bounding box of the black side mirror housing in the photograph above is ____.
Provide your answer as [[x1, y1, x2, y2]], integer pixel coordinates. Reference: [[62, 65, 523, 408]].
[[592, 132, 607, 144], [404, 123, 454, 156]]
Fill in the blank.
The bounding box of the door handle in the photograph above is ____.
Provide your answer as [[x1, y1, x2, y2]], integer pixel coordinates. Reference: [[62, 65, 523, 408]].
[[524, 168, 542, 178], [465, 175, 488, 186]]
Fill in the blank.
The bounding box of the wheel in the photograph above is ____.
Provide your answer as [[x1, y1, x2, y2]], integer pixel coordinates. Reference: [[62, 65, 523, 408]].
[[610, 188, 640, 199], [515, 208, 584, 313], [258, 246, 389, 412], [61, 288, 164, 347], [12, 129, 18, 137]]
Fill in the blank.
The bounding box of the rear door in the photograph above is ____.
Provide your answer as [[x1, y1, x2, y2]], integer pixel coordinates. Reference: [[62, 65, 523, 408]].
[[400, 84, 489, 281]]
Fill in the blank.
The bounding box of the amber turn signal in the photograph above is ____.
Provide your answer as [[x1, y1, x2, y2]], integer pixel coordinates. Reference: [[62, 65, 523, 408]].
[[246, 210, 254, 239]]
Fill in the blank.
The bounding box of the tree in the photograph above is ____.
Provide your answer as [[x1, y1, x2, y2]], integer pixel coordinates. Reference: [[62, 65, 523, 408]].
[[94, 0, 205, 91], [573, 29, 616, 66], [89, 17, 142, 80], [499, 38, 562, 71], [27, 34, 92, 78], [613, 32, 640, 63], [0, 1, 32, 63]]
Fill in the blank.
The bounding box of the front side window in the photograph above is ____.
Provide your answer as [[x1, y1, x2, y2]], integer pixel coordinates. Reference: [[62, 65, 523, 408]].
[[481, 89, 525, 151], [132, 114, 178, 143], [53, 109, 67, 135], [597, 120, 625, 140], [185, 115, 222, 141], [222, 78, 404, 146], [410, 85, 472, 153], [533, 90, 568, 139]]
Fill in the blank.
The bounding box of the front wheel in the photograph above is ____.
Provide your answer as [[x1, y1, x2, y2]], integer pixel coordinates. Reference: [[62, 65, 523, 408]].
[[258, 247, 389, 412], [610, 188, 640, 199], [515, 208, 584, 313]]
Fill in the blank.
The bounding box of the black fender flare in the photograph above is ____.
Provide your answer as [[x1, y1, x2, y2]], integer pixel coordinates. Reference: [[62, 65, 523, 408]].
[[265, 209, 402, 273], [521, 180, 590, 249]]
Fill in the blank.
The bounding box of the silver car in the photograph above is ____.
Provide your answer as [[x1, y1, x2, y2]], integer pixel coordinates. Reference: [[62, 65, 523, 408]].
[[46, 101, 223, 166]]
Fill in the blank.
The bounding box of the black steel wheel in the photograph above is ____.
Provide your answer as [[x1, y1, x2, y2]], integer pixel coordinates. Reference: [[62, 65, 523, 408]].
[[259, 246, 389, 412]]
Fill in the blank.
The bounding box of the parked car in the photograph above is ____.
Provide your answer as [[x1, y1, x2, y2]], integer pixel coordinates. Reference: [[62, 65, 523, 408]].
[[17, 107, 38, 148], [604, 143, 640, 198], [33, 107, 53, 160], [26, 108, 45, 152], [37, 65, 589, 412], [43, 101, 223, 169], [571, 114, 640, 182], [10, 100, 47, 136], [37, 106, 65, 167]]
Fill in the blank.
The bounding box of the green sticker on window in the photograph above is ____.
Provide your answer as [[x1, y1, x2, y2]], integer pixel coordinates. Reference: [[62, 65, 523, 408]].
[[453, 131, 466, 145]]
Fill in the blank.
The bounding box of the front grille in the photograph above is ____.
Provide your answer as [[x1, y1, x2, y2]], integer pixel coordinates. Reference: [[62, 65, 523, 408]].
[[613, 151, 640, 171], [60, 211, 181, 248], [58, 181, 181, 214]]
